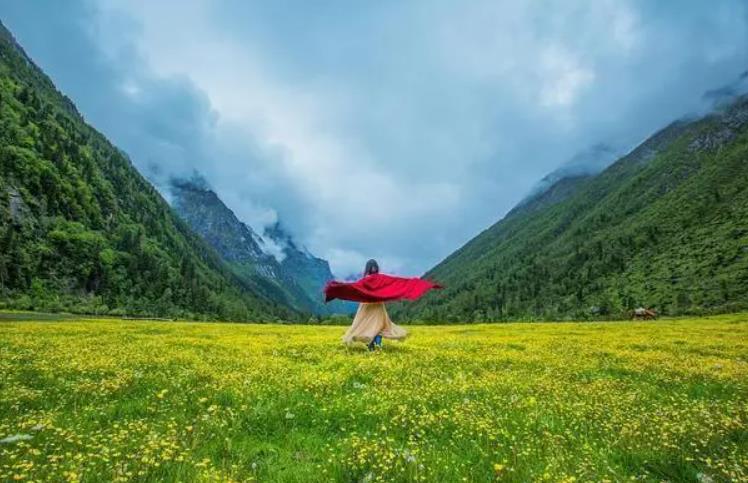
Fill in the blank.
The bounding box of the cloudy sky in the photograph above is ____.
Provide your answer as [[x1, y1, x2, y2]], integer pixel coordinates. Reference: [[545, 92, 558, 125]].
[[2, 1, 748, 276]]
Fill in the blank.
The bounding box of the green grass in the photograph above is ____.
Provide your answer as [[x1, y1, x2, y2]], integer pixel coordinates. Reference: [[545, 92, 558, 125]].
[[1, 314, 747, 482]]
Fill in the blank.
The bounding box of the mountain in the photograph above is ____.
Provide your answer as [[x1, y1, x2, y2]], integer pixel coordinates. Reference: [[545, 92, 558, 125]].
[[702, 70, 748, 108], [0, 20, 298, 321], [517, 143, 619, 209], [169, 177, 319, 313], [396, 93, 748, 322], [169, 177, 352, 315], [263, 222, 356, 315]]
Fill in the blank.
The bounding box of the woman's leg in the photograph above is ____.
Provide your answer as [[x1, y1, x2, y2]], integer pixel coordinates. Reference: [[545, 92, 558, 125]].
[[367, 334, 383, 351]]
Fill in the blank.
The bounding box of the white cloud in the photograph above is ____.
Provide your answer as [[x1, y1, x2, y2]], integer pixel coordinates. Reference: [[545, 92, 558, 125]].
[[120, 80, 141, 98], [93, 0, 748, 276], [5, 0, 747, 277], [538, 46, 596, 109]]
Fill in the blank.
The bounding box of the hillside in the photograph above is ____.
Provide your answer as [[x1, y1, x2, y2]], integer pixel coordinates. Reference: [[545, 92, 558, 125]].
[[170, 177, 353, 315], [170, 177, 329, 314], [397, 96, 748, 322], [263, 222, 356, 315], [0, 20, 297, 321]]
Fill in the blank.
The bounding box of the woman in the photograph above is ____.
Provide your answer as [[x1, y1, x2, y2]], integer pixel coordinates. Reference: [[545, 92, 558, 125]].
[[325, 259, 442, 351], [342, 260, 408, 350]]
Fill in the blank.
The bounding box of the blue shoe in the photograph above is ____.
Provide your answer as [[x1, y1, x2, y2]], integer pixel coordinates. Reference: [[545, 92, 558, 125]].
[[374, 335, 383, 347]]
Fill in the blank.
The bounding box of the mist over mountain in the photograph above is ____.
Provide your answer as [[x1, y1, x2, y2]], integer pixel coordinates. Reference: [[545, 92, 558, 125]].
[[702, 70, 748, 109], [2, 2, 748, 324], [0, 20, 297, 321], [2, 1, 747, 277], [263, 222, 357, 315], [396, 81, 748, 322], [169, 175, 353, 315], [519, 144, 620, 207]]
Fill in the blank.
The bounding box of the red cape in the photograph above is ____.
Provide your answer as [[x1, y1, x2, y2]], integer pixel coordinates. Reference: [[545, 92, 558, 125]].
[[324, 273, 443, 303]]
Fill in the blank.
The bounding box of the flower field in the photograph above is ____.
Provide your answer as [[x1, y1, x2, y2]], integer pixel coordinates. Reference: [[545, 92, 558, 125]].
[[1, 315, 747, 482]]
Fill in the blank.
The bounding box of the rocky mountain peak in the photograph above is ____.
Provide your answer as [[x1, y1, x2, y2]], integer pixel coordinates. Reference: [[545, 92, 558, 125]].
[[168, 174, 352, 314], [169, 176, 267, 264]]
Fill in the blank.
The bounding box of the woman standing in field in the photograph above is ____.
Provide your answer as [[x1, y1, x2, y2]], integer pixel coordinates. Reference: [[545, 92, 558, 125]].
[[343, 260, 406, 350], [324, 259, 442, 351]]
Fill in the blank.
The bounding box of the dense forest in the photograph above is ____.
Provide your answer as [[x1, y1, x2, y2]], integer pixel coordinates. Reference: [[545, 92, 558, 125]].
[[0, 20, 299, 321], [396, 95, 748, 322]]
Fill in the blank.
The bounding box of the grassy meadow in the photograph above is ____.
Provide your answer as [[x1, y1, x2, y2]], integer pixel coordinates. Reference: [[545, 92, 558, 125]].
[[1, 315, 747, 482]]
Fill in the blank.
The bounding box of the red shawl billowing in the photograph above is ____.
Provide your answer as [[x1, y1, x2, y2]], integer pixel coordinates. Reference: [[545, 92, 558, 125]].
[[324, 273, 443, 303]]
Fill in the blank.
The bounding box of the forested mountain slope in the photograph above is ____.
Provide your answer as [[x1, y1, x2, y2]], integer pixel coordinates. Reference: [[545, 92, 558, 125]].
[[0, 20, 297, 321], [170, 178, 322, 313], [262, 222, 356, 315], [397, 96, 748, 322], [170, 177, 354, 315]]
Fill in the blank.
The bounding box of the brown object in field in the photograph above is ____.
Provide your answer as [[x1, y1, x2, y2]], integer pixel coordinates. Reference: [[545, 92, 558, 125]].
[[632, 307, 657, 320]]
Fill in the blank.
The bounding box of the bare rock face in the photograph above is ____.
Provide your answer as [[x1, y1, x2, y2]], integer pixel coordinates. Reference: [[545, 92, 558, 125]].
[[263, 222, 333, 292], [689, 97, 748, 152], [169, 176, 353, 314], [170, 177, 270, 267], [6, 187, 29, 226], [263, 222, 355, 314]]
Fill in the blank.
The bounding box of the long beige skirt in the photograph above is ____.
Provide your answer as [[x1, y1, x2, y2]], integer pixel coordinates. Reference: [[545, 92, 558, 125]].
[[342, 302, 407, 345]]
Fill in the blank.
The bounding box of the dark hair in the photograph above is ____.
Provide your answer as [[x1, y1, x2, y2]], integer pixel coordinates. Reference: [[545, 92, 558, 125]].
[[364, 259, 379, 276]]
